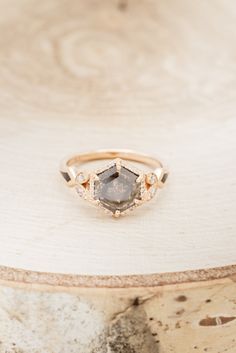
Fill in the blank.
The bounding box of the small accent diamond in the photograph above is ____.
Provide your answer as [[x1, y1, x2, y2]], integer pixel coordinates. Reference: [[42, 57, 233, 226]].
[[149, 185, 157, 199], [146, 173, 157, 185], [76, 185, 85, 198], [76, 172, 87, 184]]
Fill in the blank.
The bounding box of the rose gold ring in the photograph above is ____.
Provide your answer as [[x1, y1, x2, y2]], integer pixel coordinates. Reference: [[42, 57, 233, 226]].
[[60, 149, 168, 217]]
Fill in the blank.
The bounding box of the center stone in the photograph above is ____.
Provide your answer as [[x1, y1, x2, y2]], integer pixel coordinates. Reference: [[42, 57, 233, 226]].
[[94, 165, 141, 213]]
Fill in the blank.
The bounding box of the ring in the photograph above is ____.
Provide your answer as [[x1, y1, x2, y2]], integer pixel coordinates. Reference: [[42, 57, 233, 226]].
[[60, 149, 168, 217]]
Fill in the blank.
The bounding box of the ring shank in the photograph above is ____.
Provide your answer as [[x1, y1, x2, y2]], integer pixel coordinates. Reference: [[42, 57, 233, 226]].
[[60, 149, 167, 187]]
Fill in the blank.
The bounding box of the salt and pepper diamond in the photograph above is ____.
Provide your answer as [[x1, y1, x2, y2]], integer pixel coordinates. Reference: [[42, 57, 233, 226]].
[[61, 151, 167, 217], [93, 162, 142, 214]]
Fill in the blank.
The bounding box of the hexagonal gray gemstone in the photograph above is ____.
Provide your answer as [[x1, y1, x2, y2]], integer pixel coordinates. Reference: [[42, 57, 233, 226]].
[[94, 165, 141, 213]]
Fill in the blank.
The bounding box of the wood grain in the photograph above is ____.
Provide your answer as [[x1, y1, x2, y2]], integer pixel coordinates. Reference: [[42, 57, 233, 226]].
[[0, 277, 236, 353]]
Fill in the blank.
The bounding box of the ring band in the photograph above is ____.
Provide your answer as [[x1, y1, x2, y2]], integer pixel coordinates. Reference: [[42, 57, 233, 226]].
[[60, 149, 168, 217]]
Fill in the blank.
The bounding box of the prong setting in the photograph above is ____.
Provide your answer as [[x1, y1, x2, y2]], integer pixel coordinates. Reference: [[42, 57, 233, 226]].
[[136, 174, 143, 183], [115, 158, 122, 172], [114, 210, 121, 218]]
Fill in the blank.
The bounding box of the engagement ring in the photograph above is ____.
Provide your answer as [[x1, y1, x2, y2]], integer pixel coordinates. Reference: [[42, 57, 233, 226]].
[[60, 149, 168, 217]]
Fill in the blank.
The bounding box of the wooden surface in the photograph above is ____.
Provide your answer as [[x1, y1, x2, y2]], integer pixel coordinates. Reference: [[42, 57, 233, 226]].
[[1, 276, 236, 352], [0, 0, 236, 278]]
